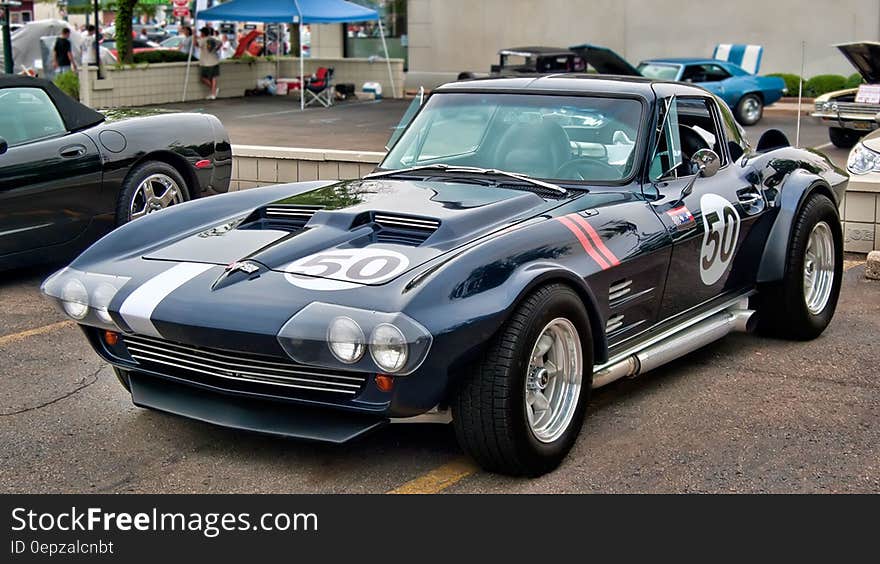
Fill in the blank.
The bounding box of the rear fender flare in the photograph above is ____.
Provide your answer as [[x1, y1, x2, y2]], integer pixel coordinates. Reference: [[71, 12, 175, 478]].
[[756, 171, 837, 283]]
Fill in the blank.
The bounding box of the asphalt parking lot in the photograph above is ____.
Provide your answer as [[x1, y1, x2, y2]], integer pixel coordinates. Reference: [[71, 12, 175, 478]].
[[1, 116, 877, 494]]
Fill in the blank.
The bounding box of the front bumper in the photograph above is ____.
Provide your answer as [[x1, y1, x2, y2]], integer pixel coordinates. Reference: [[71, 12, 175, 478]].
[[812, 111, 879, 132], [129, 372, 387, 443]]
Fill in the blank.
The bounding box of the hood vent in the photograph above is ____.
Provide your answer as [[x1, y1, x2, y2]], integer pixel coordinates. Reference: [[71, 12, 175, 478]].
[[250, 205, 323, 232], [374, 213, 440, 246]]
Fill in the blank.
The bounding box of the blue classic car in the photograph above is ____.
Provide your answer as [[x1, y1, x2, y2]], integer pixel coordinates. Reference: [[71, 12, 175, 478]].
[[570, 44, 786, 125]]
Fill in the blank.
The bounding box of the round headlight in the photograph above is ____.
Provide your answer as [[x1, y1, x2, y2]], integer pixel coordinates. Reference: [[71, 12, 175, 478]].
[[91, 283, 118, 324], [327, 316, 365, 364], [60, 278, 89, 320], [370, 323, 408, 373]]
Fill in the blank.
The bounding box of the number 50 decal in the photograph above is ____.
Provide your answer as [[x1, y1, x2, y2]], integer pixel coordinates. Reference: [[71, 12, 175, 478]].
[[699, 193, 740, 286], [283, 249, 410, 291]]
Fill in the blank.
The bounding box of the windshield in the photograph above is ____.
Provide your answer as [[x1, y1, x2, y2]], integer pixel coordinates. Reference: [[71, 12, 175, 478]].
[[638, 63, 681, 80], [381, 93, 643, 183]]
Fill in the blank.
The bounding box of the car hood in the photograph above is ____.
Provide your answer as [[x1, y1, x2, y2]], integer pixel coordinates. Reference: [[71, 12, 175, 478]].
[[143, 179, 565, 285], [569, 43, 641, 76], [836, 42, 880, 83]]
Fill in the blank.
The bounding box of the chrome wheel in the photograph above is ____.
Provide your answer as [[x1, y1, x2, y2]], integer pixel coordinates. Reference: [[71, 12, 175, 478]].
[[742, 97, 761, 123], [525, 318, 583, 444], [803, 221, 835, 315], [129, 173, 183, 220]]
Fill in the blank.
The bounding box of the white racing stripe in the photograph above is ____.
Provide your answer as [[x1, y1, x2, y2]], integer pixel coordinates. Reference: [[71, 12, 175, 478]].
[[119, 262, 214, 338]]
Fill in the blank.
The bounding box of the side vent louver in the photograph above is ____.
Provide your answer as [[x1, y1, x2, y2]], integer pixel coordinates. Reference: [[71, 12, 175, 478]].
[[606, 314, 625, 333], [374, 213, 440, 246], [609, 279, 633, 303]]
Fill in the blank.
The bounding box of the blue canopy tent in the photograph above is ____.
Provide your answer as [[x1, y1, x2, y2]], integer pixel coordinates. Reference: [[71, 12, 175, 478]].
[[188, 0, 393, 109]]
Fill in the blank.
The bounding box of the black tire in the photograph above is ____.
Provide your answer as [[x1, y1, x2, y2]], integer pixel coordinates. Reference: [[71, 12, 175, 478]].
[[754, 193, 843, 340], [451, 283, 593, 476], [116, 160, 190, 226], [735, 93, 763, 126], [828, 127, 860, 149]]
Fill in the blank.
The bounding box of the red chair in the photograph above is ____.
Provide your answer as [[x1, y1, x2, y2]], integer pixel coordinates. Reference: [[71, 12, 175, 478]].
[[304, 67, 335, 107]]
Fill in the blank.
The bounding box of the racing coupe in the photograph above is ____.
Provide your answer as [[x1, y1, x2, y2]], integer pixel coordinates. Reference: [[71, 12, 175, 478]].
[[43, 75, 846, 476], [0, 75, 232, 270]]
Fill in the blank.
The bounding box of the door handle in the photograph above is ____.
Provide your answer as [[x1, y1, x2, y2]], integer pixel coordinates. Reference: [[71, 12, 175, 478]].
[[59, 145, 87, 158]]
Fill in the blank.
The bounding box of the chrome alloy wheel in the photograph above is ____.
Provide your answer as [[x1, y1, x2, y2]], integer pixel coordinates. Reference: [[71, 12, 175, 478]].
[[742, 97, 761, 123], [129, 173, 183, 220], [525, 317, 583, 443], [803, 221, 835, 315]]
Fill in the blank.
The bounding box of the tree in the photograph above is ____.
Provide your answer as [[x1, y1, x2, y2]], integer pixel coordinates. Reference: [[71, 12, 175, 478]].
[[114, 0, 136, 64]]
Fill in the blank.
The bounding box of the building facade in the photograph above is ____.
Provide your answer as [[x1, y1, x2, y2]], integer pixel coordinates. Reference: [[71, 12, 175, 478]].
[[406, 0, 880, 86]]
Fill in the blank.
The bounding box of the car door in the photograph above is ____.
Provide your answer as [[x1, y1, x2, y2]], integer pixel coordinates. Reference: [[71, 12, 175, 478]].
[[0, 86, 103, 257], [646, 93, 767, 319]]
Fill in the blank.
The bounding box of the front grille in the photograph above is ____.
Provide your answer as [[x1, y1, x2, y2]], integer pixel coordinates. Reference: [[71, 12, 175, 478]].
[[122, 335, 367, 400], [817, 101, 880, 116]]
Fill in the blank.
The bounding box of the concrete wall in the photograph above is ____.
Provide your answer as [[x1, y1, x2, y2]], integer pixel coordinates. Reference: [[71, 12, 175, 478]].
[[408, 0, 880, 86], [79, 56, 405, 108], [310, 24, 345, 59], [230, 145, 384, 191], [840, 183, 880, 253]]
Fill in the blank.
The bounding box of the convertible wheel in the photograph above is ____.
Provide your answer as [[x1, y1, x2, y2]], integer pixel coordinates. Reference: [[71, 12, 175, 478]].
[[452, 283, 592, 476], [754, 193, 842, 340], [116, 161, 189, 226], [735, 93, 763, 126], [828, 127, 860, 149]]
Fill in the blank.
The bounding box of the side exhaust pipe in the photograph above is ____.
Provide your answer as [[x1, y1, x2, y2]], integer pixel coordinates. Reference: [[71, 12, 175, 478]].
[[591, 308, 756, 389]]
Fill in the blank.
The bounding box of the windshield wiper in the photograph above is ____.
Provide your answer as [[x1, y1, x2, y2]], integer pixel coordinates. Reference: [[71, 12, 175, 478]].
[[366, 164, 568, 196]]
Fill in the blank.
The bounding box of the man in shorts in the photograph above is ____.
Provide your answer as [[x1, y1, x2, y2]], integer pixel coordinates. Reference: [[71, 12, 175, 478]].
[[198, 27, 221, 100]]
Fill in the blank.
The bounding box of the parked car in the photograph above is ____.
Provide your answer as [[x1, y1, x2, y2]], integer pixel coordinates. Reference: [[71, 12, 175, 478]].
[[812, 42, 880, 148], [101, 38, 164, 58], [489, 46, 586, 76], [844, 128, 880, 251], [637, 58, 784, 125], [0, 76, 232, 271], [42, 75, 846, 476]]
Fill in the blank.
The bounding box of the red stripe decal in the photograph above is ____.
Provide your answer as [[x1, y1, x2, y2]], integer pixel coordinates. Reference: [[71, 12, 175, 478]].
[[570, 214, 620, 267], [558, 216, 611, 270]]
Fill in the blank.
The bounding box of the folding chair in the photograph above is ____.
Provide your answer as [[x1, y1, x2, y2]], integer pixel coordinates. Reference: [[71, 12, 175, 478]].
[[304, 67, 335, 107]]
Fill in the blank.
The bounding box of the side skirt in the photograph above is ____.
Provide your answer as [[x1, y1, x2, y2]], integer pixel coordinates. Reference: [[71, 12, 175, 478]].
[[592, 292, 757, 389]]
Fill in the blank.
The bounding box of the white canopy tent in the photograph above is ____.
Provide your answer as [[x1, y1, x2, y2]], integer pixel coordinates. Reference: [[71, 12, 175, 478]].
[[192, 0, 394, 109]]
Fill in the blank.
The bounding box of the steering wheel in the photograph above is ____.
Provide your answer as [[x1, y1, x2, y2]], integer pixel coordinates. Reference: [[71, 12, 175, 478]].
[[555, 158, 621, 181]]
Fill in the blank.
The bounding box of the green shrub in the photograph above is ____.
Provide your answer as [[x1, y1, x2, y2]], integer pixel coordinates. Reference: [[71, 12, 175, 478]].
[[53, 71, 79, 100], [132, 50, 192, 64], [766, 73, 803, 95], [804, 74, 847, 97], [844, 72, 864, 89]]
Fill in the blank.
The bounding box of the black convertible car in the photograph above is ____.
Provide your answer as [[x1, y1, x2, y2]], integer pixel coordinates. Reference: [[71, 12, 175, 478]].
[[0, 76, 231, 270], [43, 75, 846, 476]]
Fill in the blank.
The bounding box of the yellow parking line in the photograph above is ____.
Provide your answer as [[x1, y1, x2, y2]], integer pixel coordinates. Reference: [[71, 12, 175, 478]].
[[386, 458, 477, 494], [0, 320, 75, 347]]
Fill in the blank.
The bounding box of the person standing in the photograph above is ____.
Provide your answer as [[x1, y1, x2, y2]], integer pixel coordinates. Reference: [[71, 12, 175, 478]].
[[53, 28, 76, 76], [81, 25, 98, 66], [178, 26, 196, 59], [198, 27, 221, 100]]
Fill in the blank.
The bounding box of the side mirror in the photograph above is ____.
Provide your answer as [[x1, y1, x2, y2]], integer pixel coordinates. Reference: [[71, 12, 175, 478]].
[[0, 137, 7, 156], [691, 148, 720, 178], [677, 149, 720, 203]]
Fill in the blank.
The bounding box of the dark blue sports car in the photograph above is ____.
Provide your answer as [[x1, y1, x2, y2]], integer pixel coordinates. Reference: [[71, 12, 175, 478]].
[[43, 75, 846, 476]]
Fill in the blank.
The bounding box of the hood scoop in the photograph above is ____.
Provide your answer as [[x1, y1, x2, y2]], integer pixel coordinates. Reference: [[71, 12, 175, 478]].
[[372, 213, 441, 246]]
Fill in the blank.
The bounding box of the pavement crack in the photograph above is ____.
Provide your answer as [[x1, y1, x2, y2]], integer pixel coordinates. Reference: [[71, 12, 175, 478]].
[[0, 365, 106, 417]]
